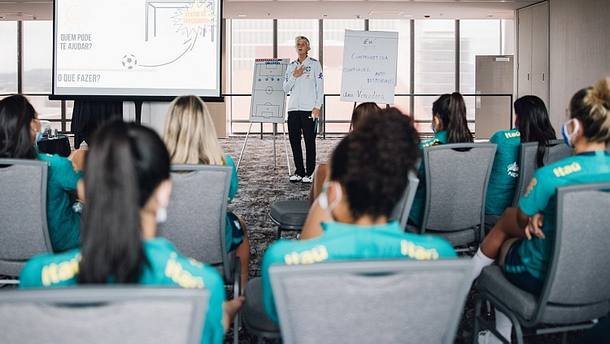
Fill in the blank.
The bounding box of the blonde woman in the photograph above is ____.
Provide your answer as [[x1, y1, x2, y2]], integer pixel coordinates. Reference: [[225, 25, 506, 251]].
[[163, 95, 249, 287]]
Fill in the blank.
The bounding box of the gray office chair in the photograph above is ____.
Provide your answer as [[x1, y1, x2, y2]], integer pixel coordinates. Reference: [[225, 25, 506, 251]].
[[391, 172, 420, 229], [0, 287, 208, 344], [512, 140, 572, 206], [0, 159, 53, 285], [158, 164, 240, 343], [419, 144, 497, 251], [270, 259, 472, 344], [475, 183, 610, 344]]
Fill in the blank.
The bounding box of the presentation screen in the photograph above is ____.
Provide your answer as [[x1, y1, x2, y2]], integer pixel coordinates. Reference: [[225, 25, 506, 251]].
[[53, 0, 222, 98]]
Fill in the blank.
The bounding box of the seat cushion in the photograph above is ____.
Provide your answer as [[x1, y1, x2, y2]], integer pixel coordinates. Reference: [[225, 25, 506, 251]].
[[476, 265, 538, 320], [426, 228, 476, 247], [269, 200, 310, 229], [242, 277, 280, 334]]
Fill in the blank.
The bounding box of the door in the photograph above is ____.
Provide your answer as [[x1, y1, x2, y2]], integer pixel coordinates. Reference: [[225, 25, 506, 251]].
[[475, 55, 514, 139], [517, 6, 533, 97], [531, 1, 549, 105]]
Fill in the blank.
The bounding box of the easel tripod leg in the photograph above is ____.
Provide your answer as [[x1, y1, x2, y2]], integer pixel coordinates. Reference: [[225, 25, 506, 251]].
[[237, 122, 253, 171], [282, 122, 291, 176]]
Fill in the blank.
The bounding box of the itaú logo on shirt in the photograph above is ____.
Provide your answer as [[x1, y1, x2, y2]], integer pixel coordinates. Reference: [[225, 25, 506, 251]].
[[41, 254, 81, 286], [284, 245, 329, 265], [165, 253, 205, 288], [400, 240, 440, 260]]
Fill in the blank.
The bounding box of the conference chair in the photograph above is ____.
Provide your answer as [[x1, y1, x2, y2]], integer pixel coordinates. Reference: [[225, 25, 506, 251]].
[[0, 287, 208, 344], [0, 159, 53, 285], [269, 259, 472, 344], [271, 172, 420, 238], [417, 143, 496, 251], [474, 183, 610, 344], [391, 172, 420, 229], [511, 140, 573, 206], [158, 164, 240, 343]]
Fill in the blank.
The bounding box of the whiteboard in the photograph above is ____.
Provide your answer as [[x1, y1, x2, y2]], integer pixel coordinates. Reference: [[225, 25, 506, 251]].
[[340, 30, 399, 104], [249, 59, 289, 123]]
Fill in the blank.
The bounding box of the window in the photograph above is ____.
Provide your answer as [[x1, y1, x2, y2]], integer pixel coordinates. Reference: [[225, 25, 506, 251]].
[[0, 22, 18, 93], [23, 21, 53, 94], [369, 19, 411, 114], [414, 20, 456, 122], [277, 20, 319, 61], [323, 19, 364, 133], [229, 19, 273, 133]]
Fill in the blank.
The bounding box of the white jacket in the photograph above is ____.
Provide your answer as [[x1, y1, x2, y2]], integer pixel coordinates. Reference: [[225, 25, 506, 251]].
[[283, 57, 324, 112]]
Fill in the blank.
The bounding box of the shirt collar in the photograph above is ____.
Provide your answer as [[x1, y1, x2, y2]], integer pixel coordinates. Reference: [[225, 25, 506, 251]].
[[321, 220, 403, 234], [435, 130, 448, 144]]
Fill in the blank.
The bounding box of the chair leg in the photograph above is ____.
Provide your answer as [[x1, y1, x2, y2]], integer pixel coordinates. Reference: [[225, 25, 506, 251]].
[[473, 297, 483, 344], [233, 258, 241, 344], [277, 227, 282, 240]]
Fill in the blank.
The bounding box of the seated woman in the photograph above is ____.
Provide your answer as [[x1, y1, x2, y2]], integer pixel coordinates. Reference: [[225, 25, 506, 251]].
[[0, 95, 82, 252], [163, 95, 250, 287], [485, 95, 556, 217], [243, 108, 456, 326], [473, 78, 610, 343], [408, 92, 473, 228], [308, 102, 381, 203], [19, 121, 243, 344]]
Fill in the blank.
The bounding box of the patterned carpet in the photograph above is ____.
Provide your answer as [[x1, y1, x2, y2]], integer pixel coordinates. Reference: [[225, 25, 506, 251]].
[[221, 135, 340, 278]]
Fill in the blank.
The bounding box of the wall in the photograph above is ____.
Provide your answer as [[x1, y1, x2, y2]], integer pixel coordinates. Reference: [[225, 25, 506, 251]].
[[549, 0, 610, 131]]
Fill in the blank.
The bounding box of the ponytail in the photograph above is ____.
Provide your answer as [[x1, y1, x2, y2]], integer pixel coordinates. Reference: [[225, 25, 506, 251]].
[[432, 92, 473, 143], [514, 96, 556, 167], [79, 121, 170, 284]]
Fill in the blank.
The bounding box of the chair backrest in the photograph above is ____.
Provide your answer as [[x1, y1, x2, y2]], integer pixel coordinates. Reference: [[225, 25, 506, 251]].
[[512, 140, 572, 206], [158, 165, 232, 278], [0, 287, 208, 344], [271, 259, 472, 344], [0, 159, 53, 277], [390, 171, 420, 229], [422, 143, 496, 232], [536, 184, 610, 320]]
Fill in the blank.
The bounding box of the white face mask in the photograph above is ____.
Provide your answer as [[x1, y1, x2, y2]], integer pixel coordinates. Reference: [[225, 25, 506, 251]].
[[319, 181, 342, 214], [156, 207, 167, 224], [561, 119, 581, 147]]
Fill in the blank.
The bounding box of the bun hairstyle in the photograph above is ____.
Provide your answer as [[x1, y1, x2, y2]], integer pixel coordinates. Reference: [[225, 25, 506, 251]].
[[79, 121, 170, 284], [432, 92, 474, 143], [163, 95, 226, 165], [350, 102, 382, 131], [0, 95, 37, 160], [330, 108, 420, 220], [514, 96, 557, 167], [569, 77, 610, 144]]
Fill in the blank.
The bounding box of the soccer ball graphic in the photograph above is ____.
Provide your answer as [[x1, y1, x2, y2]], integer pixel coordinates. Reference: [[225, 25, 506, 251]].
[[122, 54, 138, 69]]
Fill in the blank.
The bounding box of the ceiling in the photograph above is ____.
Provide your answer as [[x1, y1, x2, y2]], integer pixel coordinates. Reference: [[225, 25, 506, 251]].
[[0, 0, 541, 20]]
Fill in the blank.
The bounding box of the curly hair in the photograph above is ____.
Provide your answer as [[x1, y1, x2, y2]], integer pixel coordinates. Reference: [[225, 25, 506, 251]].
[[330, 108, 420, 220]]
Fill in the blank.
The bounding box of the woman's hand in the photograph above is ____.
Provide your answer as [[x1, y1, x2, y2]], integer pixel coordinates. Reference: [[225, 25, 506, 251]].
[[223, 296, 245, 332], [524, 213, 545, 240], [69, 149, 87, 172]]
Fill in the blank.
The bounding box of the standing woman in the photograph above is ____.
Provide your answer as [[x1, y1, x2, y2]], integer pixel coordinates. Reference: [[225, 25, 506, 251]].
[[20, 121, 243, 344], [0, 95, 82, 252], [408, 92, 474, 228], [163, 95, 250, 287], [283, 35, 324, 183], [485, 96, 556, 217]]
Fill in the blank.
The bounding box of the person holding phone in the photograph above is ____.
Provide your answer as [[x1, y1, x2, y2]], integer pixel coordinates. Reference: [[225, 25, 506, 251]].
[[283, 35, 324, 183]]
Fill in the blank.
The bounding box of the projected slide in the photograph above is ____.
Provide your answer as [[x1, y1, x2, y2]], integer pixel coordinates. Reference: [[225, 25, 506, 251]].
[[53, 0, 221, 97]]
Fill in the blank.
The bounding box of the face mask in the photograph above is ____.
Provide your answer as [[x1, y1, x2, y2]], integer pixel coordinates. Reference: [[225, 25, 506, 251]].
[[319, 181, 342, 214], [156, 207, 167, 224], [35, 130, 44, 143], [431, 121, 436, 134], [561, 119, 580, 147]]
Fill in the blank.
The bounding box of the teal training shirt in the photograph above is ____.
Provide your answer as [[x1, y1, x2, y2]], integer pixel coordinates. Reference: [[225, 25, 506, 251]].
[[225, 155, 238, 202], [19, 237, 226, 344], [518, 150, 610, 279], [408, 131, 448, 227], [37, 153, 82, 252], [261, 221, 457, 322], [485, 129, 521, 215]]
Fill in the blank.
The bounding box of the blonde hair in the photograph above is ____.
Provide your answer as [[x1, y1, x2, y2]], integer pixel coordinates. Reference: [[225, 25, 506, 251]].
[[569, 77, 610, 144], [163, 95, 226, 165], [295, 36, 310, 48]]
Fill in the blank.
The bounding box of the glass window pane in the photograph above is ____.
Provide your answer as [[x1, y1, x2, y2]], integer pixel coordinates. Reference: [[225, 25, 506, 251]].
[[23, 21, 53, 94], [0, 22, 18, 93], [229, 19, 273, 133], [414, 20, 456, 121], [278, 20, 319, 61], [27, 96, 62, 121]]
